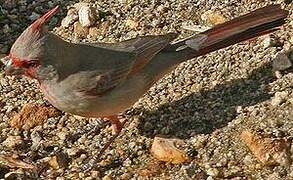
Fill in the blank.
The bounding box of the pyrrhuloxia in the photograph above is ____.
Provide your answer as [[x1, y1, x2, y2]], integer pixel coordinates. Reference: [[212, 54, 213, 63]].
[[1, 4, 288, 170]]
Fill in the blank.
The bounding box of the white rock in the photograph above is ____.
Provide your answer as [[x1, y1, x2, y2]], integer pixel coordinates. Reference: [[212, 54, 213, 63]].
[[206, 167, 219, 177], [262, 35, 277, 49], [78, 6, 96, 27], [61, 9, 78, 28]]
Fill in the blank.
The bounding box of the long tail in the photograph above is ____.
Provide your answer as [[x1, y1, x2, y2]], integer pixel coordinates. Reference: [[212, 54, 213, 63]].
[[166, 4, 288, 60]]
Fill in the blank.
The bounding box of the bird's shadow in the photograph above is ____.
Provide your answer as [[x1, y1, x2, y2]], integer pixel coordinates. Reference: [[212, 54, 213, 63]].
[[136, 61, 275, 139]]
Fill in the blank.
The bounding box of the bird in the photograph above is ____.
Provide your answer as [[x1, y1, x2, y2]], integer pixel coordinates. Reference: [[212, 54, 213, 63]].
[[1, 4, 288, 171]]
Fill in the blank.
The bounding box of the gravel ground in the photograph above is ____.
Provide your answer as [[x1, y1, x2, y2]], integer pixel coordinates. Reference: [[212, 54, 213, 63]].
[[0, 0, 292, 179]]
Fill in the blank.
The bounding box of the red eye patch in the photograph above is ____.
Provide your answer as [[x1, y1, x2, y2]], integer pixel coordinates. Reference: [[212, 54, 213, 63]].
[[10, 56, 28, 67], [9, 54, 39, 68]]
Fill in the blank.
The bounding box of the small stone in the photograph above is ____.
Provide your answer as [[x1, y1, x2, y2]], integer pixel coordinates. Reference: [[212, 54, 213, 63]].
[[102, 174, 112, 180], [48, 156, 59, 169], [126, 19, 139, 29], [151, 137, 191, 164], [30, 130, 42, 149], [236, 106, 243, 113], [262, 35, 272, 48], [4, 170, 25, 179], [48, 152, 69, 169], [29, 12, 40, 21], [3, 24, 11, 34], [271, 91, 289, 106], [78, 6, 96, 27], [152, 19, 161, 27], [201, 10, 226, 25], [272, 52, 292, 71], [66, 147, 80, 156], [182, 22, 210, 32], [240, 130, 291, 166], [61, 9, 78, 28], [157, 5, 168, 13], [274, 71, 283, 79], [206, 167, 219, 177], [262, 35, 280, 48], [3, 135, 23, 148], [56, 177, 65, 180]]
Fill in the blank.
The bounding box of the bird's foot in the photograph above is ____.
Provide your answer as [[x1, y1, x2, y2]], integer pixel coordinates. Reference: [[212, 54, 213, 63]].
[[107, 115, 124, 135]]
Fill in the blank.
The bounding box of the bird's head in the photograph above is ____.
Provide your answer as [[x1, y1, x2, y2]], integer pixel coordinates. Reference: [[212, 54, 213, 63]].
[[1, 6, 59, 79]]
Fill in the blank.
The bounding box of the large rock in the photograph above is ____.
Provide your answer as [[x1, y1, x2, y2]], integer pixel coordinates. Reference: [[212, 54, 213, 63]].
[[78, 6, 96, 27], [272, 52, 292, 71]]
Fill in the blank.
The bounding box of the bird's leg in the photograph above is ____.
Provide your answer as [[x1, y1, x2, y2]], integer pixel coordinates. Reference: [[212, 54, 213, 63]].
[[107, 115, 124, 135], [80, 115, 126, 172]]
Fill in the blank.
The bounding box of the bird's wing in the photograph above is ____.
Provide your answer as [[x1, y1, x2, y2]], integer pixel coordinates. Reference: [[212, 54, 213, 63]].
[[77, 33, 177, 96]]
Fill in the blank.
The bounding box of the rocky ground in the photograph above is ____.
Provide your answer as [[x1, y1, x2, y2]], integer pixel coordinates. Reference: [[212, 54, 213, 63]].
[[0, 0, 292, 179]]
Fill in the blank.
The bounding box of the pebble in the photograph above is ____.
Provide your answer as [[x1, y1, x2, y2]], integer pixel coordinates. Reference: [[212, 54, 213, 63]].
[[2, 135, 23, 148], [30, 129, 42, 149], [262, 34, 282, 49], [29, 12, 40, 21], [125, 19, 139, 29], [206, 167, 219, 177], [151, 136, 190, 164], [271, 91, 289, 106]]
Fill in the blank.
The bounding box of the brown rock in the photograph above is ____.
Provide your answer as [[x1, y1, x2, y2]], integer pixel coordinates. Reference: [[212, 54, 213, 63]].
[[88, 21, 111, 37], [0, 154, 35, 169], [48, 152, 69, 169], [151, 137, 191, 164], [89, 27, 100, 37], [10, 104, 61, 130], [74, 21, 89, 38], [48, 156, 59, 169], [240, 130, 291, 166]]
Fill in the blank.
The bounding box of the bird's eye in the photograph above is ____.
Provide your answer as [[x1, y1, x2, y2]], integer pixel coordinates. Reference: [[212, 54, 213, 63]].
[[23, 60, 39, 68]]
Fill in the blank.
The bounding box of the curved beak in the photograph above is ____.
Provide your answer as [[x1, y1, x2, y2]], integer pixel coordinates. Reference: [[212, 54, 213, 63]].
[[0, 56, 25, 76]]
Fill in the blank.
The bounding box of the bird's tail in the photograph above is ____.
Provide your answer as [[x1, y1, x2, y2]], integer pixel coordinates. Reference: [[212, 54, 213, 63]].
[[166, 4, 288, 61]]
